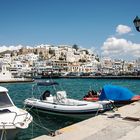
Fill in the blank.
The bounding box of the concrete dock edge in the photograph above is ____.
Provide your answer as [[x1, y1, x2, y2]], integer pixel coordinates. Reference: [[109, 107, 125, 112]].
[[32, 101, 140, 140]]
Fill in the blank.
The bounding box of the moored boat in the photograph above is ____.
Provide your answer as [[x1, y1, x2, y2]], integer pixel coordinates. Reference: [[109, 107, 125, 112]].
[[83, 85, 140, 106], [24, 81, 113, 118], [0, 86, 33, 140]]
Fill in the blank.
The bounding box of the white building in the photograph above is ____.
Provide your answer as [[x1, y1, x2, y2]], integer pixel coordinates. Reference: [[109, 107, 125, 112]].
[[134, 58, 140, 71], [100, 57, 113, 74], [2, 53, 11, 63], [0, 62, 14, 80]]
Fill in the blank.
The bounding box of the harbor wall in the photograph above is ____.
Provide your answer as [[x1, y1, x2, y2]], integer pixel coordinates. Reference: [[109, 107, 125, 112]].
[[33, 101, 140, 140]]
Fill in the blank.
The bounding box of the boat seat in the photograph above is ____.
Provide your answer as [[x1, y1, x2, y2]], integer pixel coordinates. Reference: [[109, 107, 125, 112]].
[[44, 95, 53, 103], [40, 90, 51, 100], [56, 91, 67, 99], [54, 91, 67, 104]]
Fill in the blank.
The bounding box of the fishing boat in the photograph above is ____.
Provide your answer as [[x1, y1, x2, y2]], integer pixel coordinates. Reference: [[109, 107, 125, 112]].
[[24, 81, 113, 118], [0, 86, 33, 140], [83, 85, 140, 106]]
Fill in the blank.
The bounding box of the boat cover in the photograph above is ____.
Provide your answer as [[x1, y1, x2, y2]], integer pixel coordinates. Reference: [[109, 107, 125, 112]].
[[99, 85, 135, 101], [37, 81, 59, 86]]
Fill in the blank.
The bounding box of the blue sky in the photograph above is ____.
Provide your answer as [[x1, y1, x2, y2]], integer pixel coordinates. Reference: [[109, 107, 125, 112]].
[[0, 0, 140, 59]]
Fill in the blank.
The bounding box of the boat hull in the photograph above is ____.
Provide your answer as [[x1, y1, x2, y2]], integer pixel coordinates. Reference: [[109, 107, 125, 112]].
[[83, 95, 140, 107], [0, 78, 34, 83], [24, 98, 107, 118], [83, 97, 99, 101], [28, 105, 103, 118]]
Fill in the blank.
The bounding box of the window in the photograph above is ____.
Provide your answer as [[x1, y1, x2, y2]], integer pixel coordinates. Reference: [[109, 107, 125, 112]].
[[0, 92, 13, 108]]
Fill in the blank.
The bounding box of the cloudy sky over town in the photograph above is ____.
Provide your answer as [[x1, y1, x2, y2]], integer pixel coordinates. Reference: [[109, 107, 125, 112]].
[[0, 0, 140, 60]]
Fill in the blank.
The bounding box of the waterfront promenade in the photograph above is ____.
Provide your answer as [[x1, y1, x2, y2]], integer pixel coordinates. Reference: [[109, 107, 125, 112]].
[[33, 101, 140, 140]]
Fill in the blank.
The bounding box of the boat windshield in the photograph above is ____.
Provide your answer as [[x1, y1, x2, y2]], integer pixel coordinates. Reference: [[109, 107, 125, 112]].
[[0, 92, 13, 108]]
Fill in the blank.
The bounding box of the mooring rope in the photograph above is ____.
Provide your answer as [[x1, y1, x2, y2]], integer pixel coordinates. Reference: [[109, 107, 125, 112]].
[[1, 124, 7, 140], [24, 104, 56, 137]]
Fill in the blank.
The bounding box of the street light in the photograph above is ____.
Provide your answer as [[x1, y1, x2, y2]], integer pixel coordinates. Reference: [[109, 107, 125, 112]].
[[133, 16, 140, 32]]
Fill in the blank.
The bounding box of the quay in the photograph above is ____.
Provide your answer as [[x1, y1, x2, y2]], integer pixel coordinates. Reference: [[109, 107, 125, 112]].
[[33, 101, 140, 140], [0, 78, 34, 83], [60, 75, 140, 79]]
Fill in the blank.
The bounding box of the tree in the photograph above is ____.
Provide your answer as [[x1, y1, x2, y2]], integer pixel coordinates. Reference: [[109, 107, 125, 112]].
[[85, 50, 89, 54], [79, 59, 86, 63], [127, 64, 133, 71], [94, 54, 100, 62], [72, 44, 79, 51], [59, 57, 64, 61], [49, 48, 55, 55], [39, 51, 44, 60], [34, 49, 38, 55]]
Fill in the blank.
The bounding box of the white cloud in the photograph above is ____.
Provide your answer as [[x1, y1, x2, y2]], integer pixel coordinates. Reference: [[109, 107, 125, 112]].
[[116, 24, 131, 35], [101, 37, 140, 59], [0, 45, 32, 53]]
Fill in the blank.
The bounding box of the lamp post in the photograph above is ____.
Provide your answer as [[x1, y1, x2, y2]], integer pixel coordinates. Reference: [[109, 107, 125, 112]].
[[133, 16, 140, 32]]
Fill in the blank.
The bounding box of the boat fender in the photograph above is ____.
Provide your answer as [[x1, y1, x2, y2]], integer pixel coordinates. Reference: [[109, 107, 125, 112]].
[[20, 122, 24, 126], [15, 122, 29, 129], [49, 130, 62, 137]]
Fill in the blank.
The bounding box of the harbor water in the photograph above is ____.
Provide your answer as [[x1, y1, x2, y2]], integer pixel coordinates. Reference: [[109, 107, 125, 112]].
[[0, 78, 140, 140]]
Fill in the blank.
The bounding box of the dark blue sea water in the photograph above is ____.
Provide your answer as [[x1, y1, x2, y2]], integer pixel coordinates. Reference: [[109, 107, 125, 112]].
[[0, 78, 140, 139]]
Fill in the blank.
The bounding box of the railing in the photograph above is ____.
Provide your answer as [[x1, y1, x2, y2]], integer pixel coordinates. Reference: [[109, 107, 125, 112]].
[[0, 111, 30, 128]]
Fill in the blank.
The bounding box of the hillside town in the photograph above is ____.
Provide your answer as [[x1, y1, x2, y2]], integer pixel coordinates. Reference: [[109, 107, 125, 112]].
[[0, 44, 140, 78]]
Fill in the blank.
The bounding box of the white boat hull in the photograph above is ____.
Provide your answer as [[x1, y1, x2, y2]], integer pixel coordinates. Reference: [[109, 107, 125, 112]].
[[24, 97, 112, 118], [0, 86, 33, 140], [0, 107, 33, 140]]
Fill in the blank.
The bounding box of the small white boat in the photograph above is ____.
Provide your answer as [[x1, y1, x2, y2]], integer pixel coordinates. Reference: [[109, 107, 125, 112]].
[[24, 81, 113, 118], [0, 86, 33, 140]]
